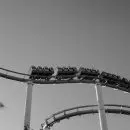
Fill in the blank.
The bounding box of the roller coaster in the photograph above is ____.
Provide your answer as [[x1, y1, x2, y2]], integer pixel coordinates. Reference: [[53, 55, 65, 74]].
[[0, 66, 130, 130]]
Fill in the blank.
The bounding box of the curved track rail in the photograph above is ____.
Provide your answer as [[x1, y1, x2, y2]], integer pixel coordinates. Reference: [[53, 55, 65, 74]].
[[0, 67, 130, 93], [41, 104, 130, 129]]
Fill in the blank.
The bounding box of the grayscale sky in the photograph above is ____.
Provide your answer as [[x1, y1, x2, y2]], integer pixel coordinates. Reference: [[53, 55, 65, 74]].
[[0, 0, 130, 130]]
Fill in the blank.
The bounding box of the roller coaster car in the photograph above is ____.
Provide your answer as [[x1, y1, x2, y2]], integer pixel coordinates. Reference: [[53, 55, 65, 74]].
[[77, 67, 100, 80], [29, 66, 54, 80], [56, 67, 78, 80]]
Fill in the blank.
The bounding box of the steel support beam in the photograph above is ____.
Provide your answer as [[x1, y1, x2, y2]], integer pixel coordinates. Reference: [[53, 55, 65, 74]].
[[95, 82, 108, 130], [24, 81, 33, 130]]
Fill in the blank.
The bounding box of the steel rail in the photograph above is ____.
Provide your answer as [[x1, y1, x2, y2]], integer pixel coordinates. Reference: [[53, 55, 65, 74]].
[[0, 67, 30, 76], [41, 104, 130, 129], [47, 104, 130, 119]]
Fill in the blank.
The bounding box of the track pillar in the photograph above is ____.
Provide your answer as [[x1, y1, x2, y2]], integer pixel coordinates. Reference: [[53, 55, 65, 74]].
[[24, 81, 33, 130], [95, 81, 108, 130]]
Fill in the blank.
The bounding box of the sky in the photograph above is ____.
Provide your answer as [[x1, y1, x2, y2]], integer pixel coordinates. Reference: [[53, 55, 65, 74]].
[[0, 0, 130, 130]]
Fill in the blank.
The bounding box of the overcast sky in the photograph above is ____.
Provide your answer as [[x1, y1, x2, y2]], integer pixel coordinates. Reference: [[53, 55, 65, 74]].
[[0, 0, 130, 130]]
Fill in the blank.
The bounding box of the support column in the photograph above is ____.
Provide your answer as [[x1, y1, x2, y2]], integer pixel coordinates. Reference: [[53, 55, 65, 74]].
[[24, 81, 33, 130], [95, 81, 108, 130]]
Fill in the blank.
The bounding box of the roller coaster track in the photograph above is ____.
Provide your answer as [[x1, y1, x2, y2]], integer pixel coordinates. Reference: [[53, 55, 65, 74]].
[[41, 104, 130, 129], [0, 67, 129, 93]]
